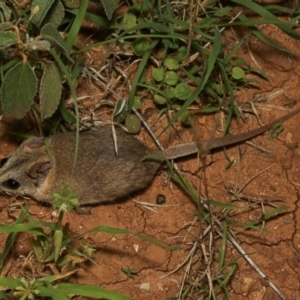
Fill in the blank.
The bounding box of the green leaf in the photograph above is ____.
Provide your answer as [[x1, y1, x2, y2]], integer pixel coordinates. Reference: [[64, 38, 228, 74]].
[[165, 71, 178, 85], [164, 57, 179, 70], [30, 0, 55, 27], [122, 12, 137, 31], [165, 86, 175, 98], [41, 0, 65, 28], [1, 62, 37, 119], [65, 0, 88, 51], [133, 38, 150, 56], [40, 62, 62, 120], [125, 114, 141, 133], [41, 23, 71, 61], [180, 111, 194, 125], [151, 68, 164, 82], [175, 83, 190, 100], [54, 230, 63, 262], [177, 46, 187, 62], [100, 0, 119, 20], [231, 66, 245, 80], [133, 96, 142, 109], [55, 283, 132, 299], [0, 31, 18, 48], [154, 94, 167, 105], [0, 224, 45, 235]]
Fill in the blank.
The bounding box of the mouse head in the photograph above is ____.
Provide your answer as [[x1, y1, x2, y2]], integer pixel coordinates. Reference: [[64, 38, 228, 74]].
[[0, 137, 51, 200]]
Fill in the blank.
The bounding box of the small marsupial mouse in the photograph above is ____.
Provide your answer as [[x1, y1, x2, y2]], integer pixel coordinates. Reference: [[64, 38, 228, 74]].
[[0, 108, 299, 205]]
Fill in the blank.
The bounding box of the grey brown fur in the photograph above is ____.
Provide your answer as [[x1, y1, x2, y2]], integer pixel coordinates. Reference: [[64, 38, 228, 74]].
[[0, 107, 299, 205]]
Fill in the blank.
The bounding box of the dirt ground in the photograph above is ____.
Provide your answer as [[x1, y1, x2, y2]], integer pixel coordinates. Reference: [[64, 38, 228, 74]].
[[1, 14, 300, 300]]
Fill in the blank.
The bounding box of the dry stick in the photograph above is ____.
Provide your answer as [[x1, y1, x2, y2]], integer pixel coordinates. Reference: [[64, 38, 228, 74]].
[[85, 67, 287, 299]]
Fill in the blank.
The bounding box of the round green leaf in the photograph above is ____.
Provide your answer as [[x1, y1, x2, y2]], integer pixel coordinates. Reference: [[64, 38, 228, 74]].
[[125, 114, 141, 133], [133, 38, 150, 56], [232, 66, 245, 80], [180, 111, 194, 126], [151, 68, 164, 82], [154, 94, 167, 105], [122, 12, 137, 31], [165, 71, 178, 86], [165, 86, 175, 99], [169, 42, 178, 49], [133, 96, 142, 110], [175, 83, 190, 100], [164, 57, 179, 70], [177, 46, 187, 62]]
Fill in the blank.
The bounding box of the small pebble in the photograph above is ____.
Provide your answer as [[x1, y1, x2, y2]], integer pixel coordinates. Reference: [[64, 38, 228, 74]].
[[156, 194, 166, 205]]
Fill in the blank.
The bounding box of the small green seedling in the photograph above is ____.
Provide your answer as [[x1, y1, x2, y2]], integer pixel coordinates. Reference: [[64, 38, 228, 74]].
[[121, 266, 139, 279]]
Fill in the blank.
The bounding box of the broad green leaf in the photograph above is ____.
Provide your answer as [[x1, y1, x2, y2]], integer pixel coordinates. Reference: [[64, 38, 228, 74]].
[[165, 71, 178, 85], [42, 0, 65, 28], [175, 83, 190, 100], [180, 111, 194, 125], [31, 0, 55, 27], [0, 31, 18, 48], [133, 38, 150, 56], [165, 86, 175, 98], [1, 62, 37, 119], [41, 23, 71, 61], [154, 94, 167, 105], [151, 68, 164, 82], [122, 12, 137, 31], [133, 96, 142, 109], [231, 66, 245, 80], [125, 114, 141, 133], [40, 62, 62, 119], [164, 57, 179, 70], [100, 0, 119, 20], [177, 46, 187, 62]]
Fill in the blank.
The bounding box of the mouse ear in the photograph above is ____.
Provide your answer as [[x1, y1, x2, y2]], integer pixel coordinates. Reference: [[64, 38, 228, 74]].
[[24, 137, 45, 152], [26, 161, 51, 181]]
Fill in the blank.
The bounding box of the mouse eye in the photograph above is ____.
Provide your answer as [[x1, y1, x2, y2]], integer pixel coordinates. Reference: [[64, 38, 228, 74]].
[[3, 179, 20, 190], [0, 157, 8, 168]]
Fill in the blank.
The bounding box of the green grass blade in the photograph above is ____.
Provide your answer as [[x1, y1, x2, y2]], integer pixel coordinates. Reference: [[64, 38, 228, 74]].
[[66, 0, 89, 51], [232, 0, 300, 40], [128, 39, 159, 110], [55, 283, 133, 299]]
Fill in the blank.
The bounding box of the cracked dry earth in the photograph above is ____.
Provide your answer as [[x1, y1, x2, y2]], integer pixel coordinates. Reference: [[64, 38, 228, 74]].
[[2, 24, 300, 300]]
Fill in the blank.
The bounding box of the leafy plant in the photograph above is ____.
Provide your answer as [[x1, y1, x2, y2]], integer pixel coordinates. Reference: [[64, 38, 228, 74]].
[[0, 183, 168, 299], [121, 266, 139, 279]]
